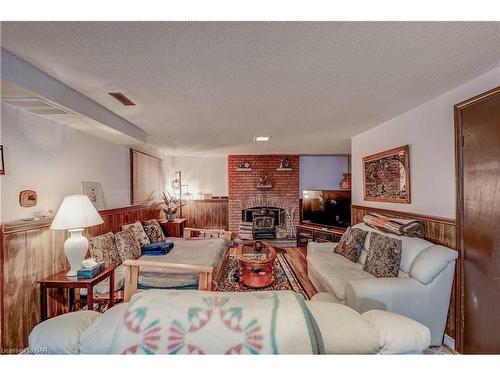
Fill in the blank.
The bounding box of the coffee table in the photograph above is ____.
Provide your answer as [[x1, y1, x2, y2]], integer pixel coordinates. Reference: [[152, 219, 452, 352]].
[[236, 241, 277, 288]]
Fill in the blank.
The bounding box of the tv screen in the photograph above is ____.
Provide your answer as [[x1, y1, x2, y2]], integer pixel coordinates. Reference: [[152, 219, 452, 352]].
[[302, 190, 351, 228]]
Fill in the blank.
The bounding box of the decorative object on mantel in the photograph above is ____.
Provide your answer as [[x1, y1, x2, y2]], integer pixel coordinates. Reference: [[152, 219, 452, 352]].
[[0, 145, 4, 175], [82, 181, 105, 210], [363, 145, 410, 203], [257, 172, 272, 189], [50, 195, 104, 277], [236, 160, 252, 171], [161, 191, 185, 221], [19, 190, 37, 207], [277, 157, 292, 171], [340, 155, 352, 190]]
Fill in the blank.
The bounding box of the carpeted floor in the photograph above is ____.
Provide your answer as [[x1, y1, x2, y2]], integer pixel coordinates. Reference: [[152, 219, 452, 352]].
[[215, 253, 309, 299]]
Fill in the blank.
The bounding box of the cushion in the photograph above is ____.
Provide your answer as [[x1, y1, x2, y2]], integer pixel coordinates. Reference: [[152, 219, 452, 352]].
[[143, 219, 166, 243], [79, 303, 128, 354], [141, 242, 174, 256], [334, 226, 368, 262], [307, 251, 374, 301], [409, 245, 458, 284], [88, 232, 121, 268], [363, 232, 402, 278], [28, 311, 101, 354], [115, 229, 141, 262], [353, 222, 433, 273], [122, 221, 150, 247], [362, 310, 431, 354], [305, 301, 380, 354]]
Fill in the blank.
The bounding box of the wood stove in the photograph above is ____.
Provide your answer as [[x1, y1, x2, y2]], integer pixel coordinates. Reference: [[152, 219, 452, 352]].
[[242, 206, 283, 239]]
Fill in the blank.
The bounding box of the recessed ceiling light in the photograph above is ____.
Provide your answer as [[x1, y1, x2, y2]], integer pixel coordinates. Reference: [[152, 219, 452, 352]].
[[254, 136, 270, 142]]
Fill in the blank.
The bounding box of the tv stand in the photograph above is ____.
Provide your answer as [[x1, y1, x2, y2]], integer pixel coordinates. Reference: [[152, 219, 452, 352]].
[[297, 223, 346, 248]]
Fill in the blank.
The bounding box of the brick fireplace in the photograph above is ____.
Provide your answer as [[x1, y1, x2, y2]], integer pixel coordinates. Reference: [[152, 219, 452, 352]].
[[228, 155, 300, 238]]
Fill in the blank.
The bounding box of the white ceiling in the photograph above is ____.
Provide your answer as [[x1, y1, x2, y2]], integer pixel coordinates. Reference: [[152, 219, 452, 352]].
[[1, 22, 499, 155]]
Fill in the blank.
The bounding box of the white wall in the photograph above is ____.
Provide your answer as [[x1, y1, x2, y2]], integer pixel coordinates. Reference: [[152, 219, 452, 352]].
[[0, 103, 166, 222], [165, 155, 228, 198], [351, 66, 500, 219], [299, 155, 349, 196]]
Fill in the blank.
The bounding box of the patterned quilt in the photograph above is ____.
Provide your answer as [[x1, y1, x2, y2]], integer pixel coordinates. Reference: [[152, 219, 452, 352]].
[[110, 289, 324, 354]]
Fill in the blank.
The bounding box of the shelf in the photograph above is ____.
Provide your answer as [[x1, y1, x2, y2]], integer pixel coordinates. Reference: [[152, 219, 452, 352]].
[[236, 168, 252, 172], [276, 168, 292, 171]]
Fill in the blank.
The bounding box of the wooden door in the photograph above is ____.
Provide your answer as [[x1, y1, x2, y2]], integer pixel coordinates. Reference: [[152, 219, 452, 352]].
[[456, 87, 500, 353]]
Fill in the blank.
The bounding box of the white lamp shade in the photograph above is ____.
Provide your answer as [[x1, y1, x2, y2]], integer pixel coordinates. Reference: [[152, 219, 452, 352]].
[[50, 195, 104, 230]]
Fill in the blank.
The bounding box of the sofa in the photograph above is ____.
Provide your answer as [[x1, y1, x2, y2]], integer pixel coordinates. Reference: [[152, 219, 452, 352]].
[[307, 222, 457, 346], [87, 226, 231, 296], [27, 289, 431, 354]]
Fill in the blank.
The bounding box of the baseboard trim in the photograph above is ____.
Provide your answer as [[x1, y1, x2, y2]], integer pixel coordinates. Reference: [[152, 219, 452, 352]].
[[443, 334, 455, 350]]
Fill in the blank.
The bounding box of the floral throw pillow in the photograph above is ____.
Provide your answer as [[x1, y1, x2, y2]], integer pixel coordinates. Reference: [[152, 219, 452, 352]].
[[143, 219, 167, 243], [115, 229, 142, 262], [122, 221, 150, 247], [363, 232, 402, 278], [334, 227, 368, 262], [88, 232, 121, 267]]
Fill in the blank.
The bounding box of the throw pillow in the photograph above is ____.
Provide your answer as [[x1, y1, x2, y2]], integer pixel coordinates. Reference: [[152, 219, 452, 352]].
[[142, 219, 167, 243], [88, 232, 121, 267], [334, 227, 368, 262], [363, 232, 402, 278], [122, 221, 150, 247], [115, 229, 141, 262]]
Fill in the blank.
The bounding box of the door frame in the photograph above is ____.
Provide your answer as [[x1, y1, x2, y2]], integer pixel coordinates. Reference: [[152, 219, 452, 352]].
[[454, 85, 500, 353]]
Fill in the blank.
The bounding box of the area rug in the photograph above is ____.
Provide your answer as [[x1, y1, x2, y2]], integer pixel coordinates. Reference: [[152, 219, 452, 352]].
[[215, 253, 309, 299]]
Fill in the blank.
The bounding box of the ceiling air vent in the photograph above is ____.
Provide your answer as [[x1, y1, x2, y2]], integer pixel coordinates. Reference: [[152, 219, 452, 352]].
[[108, 92, 135, 106]]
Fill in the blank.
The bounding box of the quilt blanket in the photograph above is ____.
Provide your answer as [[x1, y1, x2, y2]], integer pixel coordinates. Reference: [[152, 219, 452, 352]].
[[110, 289, 323, 354]]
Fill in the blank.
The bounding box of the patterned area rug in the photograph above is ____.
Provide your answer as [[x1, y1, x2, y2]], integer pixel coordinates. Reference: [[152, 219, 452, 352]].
[[215, 253, 309, 299]]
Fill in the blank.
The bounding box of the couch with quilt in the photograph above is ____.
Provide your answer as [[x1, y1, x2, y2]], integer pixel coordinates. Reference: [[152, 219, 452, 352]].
[[84, 219, 231, 296], [307, 216, 458, 346], [28, 289, 431, 354]]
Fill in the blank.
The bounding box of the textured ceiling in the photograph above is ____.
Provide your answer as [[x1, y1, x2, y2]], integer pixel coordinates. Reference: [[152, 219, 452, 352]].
[[1, 22, 499, 154]]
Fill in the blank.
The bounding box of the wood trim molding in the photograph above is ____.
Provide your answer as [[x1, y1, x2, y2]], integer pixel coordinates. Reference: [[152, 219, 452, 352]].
[[453, 85, 500, 354], [351, 204, 456, 225], [1, 203, 161, 235]]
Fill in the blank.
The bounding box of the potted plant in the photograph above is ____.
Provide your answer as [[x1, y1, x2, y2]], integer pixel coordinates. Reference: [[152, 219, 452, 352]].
[[161, 192, 184, 221]]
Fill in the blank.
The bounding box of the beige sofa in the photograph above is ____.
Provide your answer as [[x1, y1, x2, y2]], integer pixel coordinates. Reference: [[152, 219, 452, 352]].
[[307, 223, 457, 346], [28, 290, 431, 354]]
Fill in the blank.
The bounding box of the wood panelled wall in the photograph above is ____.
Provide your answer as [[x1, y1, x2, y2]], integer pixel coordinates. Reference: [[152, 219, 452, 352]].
[[182, 199, 229, 230], [0, 204, 162, 351], [351, 205, 458, 340]]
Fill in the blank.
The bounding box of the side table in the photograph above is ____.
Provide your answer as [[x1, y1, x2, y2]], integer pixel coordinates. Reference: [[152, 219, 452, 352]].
[[160, 218, 187, 237], [38, 266, 115, 321]]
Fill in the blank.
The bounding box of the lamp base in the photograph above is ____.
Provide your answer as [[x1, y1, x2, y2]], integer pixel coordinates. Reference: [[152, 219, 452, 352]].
[[64, 229, 88, 277]]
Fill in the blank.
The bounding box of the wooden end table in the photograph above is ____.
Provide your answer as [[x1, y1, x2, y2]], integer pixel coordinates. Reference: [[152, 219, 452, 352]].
[[236, 241, 277, 288], [160, 218, 187, 237], [38, 266, 115, 321]]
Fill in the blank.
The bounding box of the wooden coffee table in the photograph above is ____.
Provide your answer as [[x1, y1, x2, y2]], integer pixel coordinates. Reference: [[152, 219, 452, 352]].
[[236, 241, 277, 288]]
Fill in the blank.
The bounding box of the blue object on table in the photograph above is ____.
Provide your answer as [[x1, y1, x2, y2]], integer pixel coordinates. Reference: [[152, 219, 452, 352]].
[[141, 242, 174, 256]]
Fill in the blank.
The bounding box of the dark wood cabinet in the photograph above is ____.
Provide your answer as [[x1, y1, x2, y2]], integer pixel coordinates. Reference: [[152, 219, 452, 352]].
[[160, 218, 187, 238], [297, 224, 345, 248]]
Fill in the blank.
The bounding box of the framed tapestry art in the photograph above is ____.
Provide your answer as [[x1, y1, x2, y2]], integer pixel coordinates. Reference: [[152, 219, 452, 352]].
[[363, 145, 410, 203]]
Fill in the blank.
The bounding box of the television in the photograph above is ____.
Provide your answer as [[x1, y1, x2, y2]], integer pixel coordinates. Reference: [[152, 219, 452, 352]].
[[302, 190, 351, 228]]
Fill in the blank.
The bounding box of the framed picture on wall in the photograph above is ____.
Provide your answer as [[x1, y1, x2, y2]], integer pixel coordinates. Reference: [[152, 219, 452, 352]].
[[0, 145, 5, 175], [82, 181, 105, 210], [130, 149, 163, 205], [363, 145, 410, 203]]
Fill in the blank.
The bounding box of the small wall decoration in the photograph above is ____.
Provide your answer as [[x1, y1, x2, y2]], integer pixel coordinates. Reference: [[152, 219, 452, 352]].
[[279, 157, 291, 169], [363, 145, 410, 203], [19, 190, 37, 207], [82, 181, 105, 210], [0, 145, 5, 175], [237, 160, 252, 170]]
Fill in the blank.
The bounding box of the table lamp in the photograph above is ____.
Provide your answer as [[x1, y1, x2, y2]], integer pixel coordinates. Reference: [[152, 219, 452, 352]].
[[50, 195, 104, 276]]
